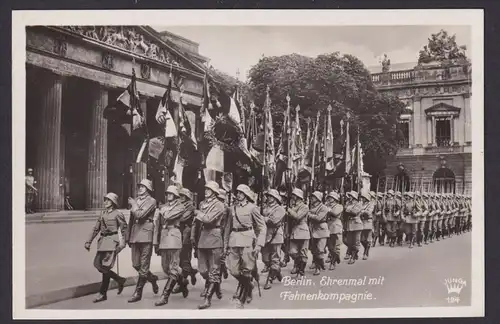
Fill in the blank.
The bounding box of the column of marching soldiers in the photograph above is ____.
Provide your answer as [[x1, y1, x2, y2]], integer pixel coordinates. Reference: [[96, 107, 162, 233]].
[[84, 178, 472, 309]]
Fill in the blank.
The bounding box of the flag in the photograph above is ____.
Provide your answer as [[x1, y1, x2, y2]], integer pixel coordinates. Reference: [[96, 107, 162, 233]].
[[345, 119, 352, 174], [291, 105, 305, 177], [156, 78, 177, 139], [103, 69, 148, 163], [324, 105, 334, 172], [274, 102, 290, 188], [265, 105, 276, 181]]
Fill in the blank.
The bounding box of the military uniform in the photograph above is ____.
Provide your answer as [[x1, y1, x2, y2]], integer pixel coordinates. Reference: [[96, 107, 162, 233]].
[[402, 192, 418, 248], [127, 179, 158, 303], [395, 192, 405, 246], [176, 189, 198, 290], [435, 194, 444, 241], [326, 191, 343, 270], [360, 192, 375, 260], [262, 189, 286, 289], [85, 193, 127, 303], [383, 190, 400, 247], [308, 191, 331, 275], [153, 186, 187, 306], [428, 194, 437, 243], [287, 188, 310, 276], [416, 192, 429, 246], [224, 184, 266, 307], [344, 191, 363, 264], [373, 192, 386, 246], [192, 181, 225, 309]]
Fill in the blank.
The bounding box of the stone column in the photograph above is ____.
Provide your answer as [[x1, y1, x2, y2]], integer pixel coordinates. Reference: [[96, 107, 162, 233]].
[[35, 72, 64, 212], [413, 98, 422, 147], [431, 116, 436, 145], [131, 98, 148, 198], [86, 84, 108, 210], [426, 117, 432, 146], [464, 94, 471, 144]]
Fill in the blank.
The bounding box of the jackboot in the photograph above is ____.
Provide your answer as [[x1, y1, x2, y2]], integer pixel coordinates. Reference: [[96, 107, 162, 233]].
[[179, 276, 189, 298], [200, 280, 210, 298], [264, 274, 272, 290], [128, 276, 146, 303], [154, 277, 176, 306], [215, 282, 223, 300], [290, 260, 298, 275], [329, 254, 337, 270], [108, 270, 126, 295], [235, 278, 247, 308], [348, 251, 357, 265], [261, 264, 270, 273], [379, 233, 386, 246], [246, 279, 254, 304], [363, 245, 370, 260], [94, 274, 110, 303], [298, 261, 306, 277], [190, 269, 198, 286], [172, 271, 188, 294], [313, 262, 321, 276], [198, 282, 216, 309], [147, 271, 159, 295]]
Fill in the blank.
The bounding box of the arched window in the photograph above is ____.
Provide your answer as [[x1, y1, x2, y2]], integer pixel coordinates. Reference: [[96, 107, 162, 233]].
[[394, 170, 410, 192], [433, 167, 455, 193]]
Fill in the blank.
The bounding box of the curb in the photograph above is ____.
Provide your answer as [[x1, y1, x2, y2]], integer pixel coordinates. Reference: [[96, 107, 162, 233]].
[[26, 210, 131, 224], [26, 271, 168, 309]]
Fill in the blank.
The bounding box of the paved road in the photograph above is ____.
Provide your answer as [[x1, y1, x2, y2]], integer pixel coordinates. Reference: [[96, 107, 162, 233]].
[[38, 232, 471, 309]]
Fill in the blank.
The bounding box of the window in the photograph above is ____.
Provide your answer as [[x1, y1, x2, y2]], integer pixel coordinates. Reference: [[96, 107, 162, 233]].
[[433, 167, 455, 193], [398, 121, 410, 148], [394, 171, 410, 192], [435, 118, 452, 147]]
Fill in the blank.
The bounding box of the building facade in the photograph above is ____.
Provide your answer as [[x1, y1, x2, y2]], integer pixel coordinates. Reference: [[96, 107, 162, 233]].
[[26, 26, 208, 212], [369, 60, 472, 194]]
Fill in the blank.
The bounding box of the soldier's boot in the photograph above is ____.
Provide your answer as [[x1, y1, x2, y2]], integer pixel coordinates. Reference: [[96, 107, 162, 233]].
[[290, 260, 298, 275], [147, 271, 159, 295], [172, 271, 188, 294], [379, 233, 386, 246], [154, 277, 176, 306], [212, 282, 222, 300], [200, 280, 210, 298], [309, 262, 316, 270], [94, 274, 110, 303], [389, 237, 395, 248], [198, 282, 216, 309], [232, 281, 241, 299], [179, 276, 189, 299], [235, 278, 248, 309], [246, 279, 254, 304], [344, 249, 351, 260], [128, 276, 146, 303], [261, 263, 270, 273], [397, 234, 403, 246], [348, 251, 358, 265], [313, 260, 321, 276], [190, 269, 198, 286], [363, 245, 370, 260], [264, 271, 273, 290], [329, 254, 337, 270], [417, 233, 423, 247], [108, 270, 126, 295], [409, 235, 414, 249]]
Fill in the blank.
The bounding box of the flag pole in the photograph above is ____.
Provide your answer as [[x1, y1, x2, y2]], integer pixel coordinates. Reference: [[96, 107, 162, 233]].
[[310, 111, 320, 207], [261, 85, 270, 214]]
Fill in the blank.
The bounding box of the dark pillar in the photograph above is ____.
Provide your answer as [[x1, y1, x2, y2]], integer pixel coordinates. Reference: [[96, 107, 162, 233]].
[[35, 72, 64, 212], [86, 84, 108, 210]]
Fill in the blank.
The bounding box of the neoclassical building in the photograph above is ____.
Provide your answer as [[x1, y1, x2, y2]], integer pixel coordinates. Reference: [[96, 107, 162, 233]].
[[26, 26, 209, 212], [369, 59, 472, 194]]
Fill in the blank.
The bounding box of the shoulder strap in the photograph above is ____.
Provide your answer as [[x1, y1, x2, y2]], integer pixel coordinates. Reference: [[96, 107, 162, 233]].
[[233, 205, 246, 228]]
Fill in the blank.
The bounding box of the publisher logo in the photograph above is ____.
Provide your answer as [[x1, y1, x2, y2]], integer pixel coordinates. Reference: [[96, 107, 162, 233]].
[[444, 278, 466, 304]]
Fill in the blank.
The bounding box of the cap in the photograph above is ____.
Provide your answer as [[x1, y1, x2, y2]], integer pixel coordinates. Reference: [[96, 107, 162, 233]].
[[104, 192, 119, 207], [236, 184, 255, 202], [311, 191, 323, 202], [166, 185, 180, 197], [266, 189, 282, 204], [348, 191, 359, 200], [204, 181, 220, 194], [291, 188, 304, 200], [327, 191, 340, 202], [138, 179, 153, 192]]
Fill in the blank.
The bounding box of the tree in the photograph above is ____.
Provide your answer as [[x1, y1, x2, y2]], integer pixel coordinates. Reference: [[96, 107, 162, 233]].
[[418, 29, 468, 64], [246, 52, 405, 178]]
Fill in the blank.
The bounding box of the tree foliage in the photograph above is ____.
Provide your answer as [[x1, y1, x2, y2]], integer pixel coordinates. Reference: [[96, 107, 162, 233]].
[[418, 29, 468, 64], [246, 52, 405, 177]]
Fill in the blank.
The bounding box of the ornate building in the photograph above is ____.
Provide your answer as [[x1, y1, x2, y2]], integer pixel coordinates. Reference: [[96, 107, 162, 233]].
[[369, 57, 472, 194], [26, 26, 209, 212]]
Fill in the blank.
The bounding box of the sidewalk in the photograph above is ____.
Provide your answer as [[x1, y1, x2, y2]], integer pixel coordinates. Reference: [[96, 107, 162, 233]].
[[25, 215, 193, 308]]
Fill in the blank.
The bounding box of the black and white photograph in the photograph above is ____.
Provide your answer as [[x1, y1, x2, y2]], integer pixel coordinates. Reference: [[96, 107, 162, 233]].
[[12, 9, 484, 319]]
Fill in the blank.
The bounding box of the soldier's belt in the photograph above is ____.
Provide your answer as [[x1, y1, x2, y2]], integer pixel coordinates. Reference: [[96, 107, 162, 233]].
[[202, 224, 221, 229], [232, 227, 252, 232], [135, 218, 153, 224], [101, 231, 118, 237], [163, 224, 180, 229]]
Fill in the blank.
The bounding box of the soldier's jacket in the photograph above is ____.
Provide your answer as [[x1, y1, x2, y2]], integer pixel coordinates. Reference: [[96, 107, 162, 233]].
[[87, 209, 128, 252], [153, 200, 185, 250], [428, 199, 437, 221], [224, 201, 267, 248], [383, 198, 400, 222], [403, 200, 418, 224], [308, 203, 331, 239], [374, 199, 385, 222], [360, 200, 375, 230], [326, 202, 343, 234], [263, 203, 286, 244], [436, 200, 444, 220], [344, 200, 363, 231], [287, 201, 310, 240], [129, 195, 157, 244], [179, 201, 195, 245], [419, 199, 429, 221], [192, 196, 225, 249]]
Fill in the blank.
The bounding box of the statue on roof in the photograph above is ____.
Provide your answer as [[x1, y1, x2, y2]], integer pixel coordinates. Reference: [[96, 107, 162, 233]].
[[381, 54, 391, 73]]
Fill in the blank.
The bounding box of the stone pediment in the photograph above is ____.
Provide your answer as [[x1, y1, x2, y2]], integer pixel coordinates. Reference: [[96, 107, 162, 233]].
[[425, 102, 461, 117], [58, 26, 203, 73]]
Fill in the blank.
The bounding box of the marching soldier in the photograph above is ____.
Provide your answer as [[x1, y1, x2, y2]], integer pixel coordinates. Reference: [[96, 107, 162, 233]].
[[286, 188, 310, 277], [466, 195, 472, 232], [325, 191, 343, 270], [84, 193, 127, 303], [224, 184, 266, 308], [344, 191, 363, 264], [395, 191, 404, 246], [218, 189, 230, 284], [435, 193, 444, 241], [427, 193, 437, 243], [192, 181, 225, 310], [416, 192, 429, 247], [402, 191, 418, 248], [127, 179, 159, 303], [442, 194, 450, 238], [308, 191, 331, 275], [170, 188, 198, 296], [383, 190, 399, 247], [360, 192, 375, 260], [278, 186, 291, 268], [262, 189, 285, 289], [373, 192, 386, 247], [153, 185, 188, 306]]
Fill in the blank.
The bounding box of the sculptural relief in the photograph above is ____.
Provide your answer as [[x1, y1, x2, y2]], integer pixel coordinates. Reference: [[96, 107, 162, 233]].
[[60, 25, 184, 68]]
